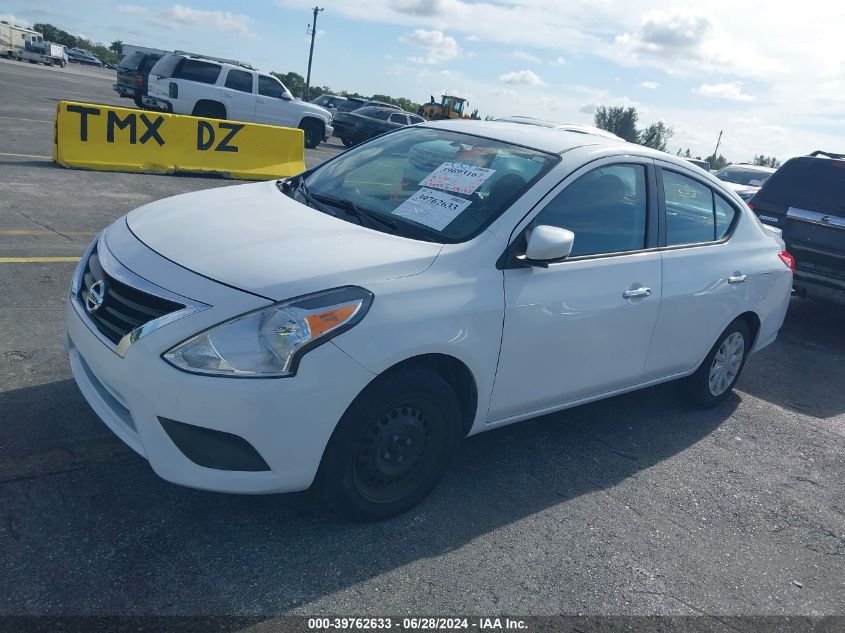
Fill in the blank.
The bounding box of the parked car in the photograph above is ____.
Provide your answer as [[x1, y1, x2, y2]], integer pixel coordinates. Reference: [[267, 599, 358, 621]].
[[114, 48, 164, 108], [311, 94, 347, 116], [332, 106, 424, 147], [143, 53, 333, 148], [67, 48, 102, 66], [336, 98, 401, 115], [66, 120, 792, 520], [748, 150, 844, 303], [686, 158, 711, 171], [714, 164, 775, 201]]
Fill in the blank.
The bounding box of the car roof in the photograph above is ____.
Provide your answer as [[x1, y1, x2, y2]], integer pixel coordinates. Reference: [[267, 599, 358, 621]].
[[425, 120, 647, 155]]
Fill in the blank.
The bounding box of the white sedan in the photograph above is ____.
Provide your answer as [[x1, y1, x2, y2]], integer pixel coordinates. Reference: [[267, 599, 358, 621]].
[[66, 121, 793, 520]]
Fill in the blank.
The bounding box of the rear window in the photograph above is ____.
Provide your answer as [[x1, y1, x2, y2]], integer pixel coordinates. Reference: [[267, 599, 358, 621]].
[[761, 157, 845, 213], [357, 107, 392, 120], [138, 55, 162, 74], [118, 51, 144, 70], [173, 59, 221, 84], [716, 166, 772, 186]]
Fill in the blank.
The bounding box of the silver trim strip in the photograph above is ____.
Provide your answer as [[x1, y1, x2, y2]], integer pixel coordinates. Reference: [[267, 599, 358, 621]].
[[787, 207, 845, 230], [71, 232, 210, 358]]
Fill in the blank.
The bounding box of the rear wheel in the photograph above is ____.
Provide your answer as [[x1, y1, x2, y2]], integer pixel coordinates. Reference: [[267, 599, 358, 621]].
[[318, 367, 462, 521], [686, 319, 750, 408], [340, 136, 355, 148], [133, 95, 144, 109], [300, 119, 322, 149]]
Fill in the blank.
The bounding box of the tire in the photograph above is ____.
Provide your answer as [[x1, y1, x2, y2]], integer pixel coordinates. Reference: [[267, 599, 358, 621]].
[[317, 367, 463, 521], [191, 101, 226, 119], [133, 95, 144, 109], [340, 136, 355, 148], [300, 119, 322, 149], [60, 61, 66, 68], [686, 318, 751, 408]]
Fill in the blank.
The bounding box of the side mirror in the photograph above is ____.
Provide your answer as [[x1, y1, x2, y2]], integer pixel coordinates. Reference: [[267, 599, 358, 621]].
[[281, 92, 293, 101], [522, 225, 575, 266]]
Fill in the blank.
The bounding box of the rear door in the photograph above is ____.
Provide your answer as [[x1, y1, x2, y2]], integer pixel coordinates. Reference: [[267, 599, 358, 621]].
[[221, 68, 255, 122], [644, 163, 749, 377], [751, 157, 845, 293]]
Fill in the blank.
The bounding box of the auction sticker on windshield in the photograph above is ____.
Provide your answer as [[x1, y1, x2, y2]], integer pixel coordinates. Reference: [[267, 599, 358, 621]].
[[392, 187, 471, 230], [420, 162, 495, 195]]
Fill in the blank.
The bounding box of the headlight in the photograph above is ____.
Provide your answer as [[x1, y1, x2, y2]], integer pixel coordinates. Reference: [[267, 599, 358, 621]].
[[163, 286, 373, 378]]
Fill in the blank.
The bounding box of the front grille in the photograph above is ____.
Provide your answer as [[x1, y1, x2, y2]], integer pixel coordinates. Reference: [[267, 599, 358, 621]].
[[78, 247, 184, 345]]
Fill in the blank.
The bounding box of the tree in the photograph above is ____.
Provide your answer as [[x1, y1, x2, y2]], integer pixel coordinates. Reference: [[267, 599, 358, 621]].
[[753, 155, 781, 168], [593, 106, 639, 143], [110, 40, 123, 55], [639, 121, 673, 152], [705, 154, 729, 170], [271, 71, 306, 98]]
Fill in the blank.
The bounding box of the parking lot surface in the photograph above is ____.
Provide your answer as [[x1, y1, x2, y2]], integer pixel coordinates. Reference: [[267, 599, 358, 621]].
[[1, 59, 843, 618]]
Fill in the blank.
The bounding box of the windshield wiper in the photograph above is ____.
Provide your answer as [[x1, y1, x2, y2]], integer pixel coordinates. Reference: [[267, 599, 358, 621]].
[[310, 193, 399, 233]]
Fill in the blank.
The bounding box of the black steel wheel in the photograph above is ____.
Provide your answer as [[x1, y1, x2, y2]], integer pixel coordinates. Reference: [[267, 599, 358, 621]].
[[318, 366, 463, 520]]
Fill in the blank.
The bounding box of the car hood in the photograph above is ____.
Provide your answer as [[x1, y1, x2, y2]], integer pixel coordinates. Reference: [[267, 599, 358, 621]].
[[126, 180, 443, 300]]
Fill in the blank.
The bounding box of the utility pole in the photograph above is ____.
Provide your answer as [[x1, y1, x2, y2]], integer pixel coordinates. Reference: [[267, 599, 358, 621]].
[[712, 130, 723, 160], [304, 5, 323, 101]]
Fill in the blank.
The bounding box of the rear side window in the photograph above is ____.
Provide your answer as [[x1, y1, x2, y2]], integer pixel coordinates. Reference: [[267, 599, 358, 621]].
[[761, 157, 845, 213], [224, 69, 253, 93], [258, 75, 285, 98], [533, 164, 648, 257], [174, 59, 221, 84], [662, 171, 737, 245], [408, 115, 425, 124]]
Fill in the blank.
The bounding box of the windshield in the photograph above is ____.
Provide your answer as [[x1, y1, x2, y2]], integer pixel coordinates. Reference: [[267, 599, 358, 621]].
[[296, 127, 559, 242], [717, 167, 773, 186]]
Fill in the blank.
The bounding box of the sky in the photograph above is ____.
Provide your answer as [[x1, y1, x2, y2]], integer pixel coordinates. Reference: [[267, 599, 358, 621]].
[[3, 0, 844, 163]]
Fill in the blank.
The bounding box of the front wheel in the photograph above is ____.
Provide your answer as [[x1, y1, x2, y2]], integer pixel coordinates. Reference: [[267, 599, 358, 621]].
[[317, 367, 463, 521], [340, 136, 355, 148], [300, 120, 322, 149], [686, 319, 751, 408]]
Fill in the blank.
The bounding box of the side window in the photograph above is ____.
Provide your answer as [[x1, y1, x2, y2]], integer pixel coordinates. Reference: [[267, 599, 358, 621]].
[[714, 194, 737, 239], [662, 171, 716, 245], [409, 115, 425, 124], [388, 113, 408, 124], [533, 164, 648, 257], [224, 69, 253, 93], [174, 60, 221, 84], [258, 75, 285, 98]]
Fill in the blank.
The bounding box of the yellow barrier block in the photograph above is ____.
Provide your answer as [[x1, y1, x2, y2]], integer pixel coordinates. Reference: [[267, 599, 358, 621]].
[[52, 101, 306, 180]]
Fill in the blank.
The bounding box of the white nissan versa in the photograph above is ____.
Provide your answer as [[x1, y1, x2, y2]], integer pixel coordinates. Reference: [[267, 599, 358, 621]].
[[66, 121, 794, 519]]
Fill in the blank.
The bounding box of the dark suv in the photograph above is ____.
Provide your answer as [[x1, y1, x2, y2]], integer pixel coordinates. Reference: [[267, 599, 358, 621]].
[[749, 150, 845, 304], [114, 50, 164, 108]]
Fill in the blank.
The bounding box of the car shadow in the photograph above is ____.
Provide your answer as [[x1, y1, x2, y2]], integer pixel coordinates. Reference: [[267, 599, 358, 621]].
[[0, 376, 737, 615], [739, 297, 845, 419]]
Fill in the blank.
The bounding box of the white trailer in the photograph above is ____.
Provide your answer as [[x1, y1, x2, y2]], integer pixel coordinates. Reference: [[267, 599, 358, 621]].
[[0, 21, 42, 59], [21, 40, 67, 67]]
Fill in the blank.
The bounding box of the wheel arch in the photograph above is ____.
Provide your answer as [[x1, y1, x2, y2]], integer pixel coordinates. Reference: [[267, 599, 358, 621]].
[[736, 310, 761, 350], [192, 99, 227, 118], [371, 353, 479, 437], [299, 116, 325, 136]]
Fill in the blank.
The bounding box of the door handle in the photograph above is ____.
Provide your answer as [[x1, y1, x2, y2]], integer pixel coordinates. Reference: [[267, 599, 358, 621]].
[[728, 274, 748, 284], [623, 287, 652, 299]]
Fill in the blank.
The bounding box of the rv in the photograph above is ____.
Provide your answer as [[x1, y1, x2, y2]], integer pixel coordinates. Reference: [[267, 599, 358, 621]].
[[0, 21, 42, 60]]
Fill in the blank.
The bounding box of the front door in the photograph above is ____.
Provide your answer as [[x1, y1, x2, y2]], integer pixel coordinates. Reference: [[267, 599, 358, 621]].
[[488, 159, 663, 422]]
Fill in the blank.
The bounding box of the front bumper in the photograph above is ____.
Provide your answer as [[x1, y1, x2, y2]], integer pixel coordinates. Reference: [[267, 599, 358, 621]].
[[66, 229, 375, 494]]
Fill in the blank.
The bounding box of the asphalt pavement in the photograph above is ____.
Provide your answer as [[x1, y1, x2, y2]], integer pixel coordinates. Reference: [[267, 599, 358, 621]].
[[0, 58, 843, 621]]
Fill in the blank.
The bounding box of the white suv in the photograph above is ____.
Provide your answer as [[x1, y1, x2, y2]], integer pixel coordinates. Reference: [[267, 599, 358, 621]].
[[143, 53, 333, 148]]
